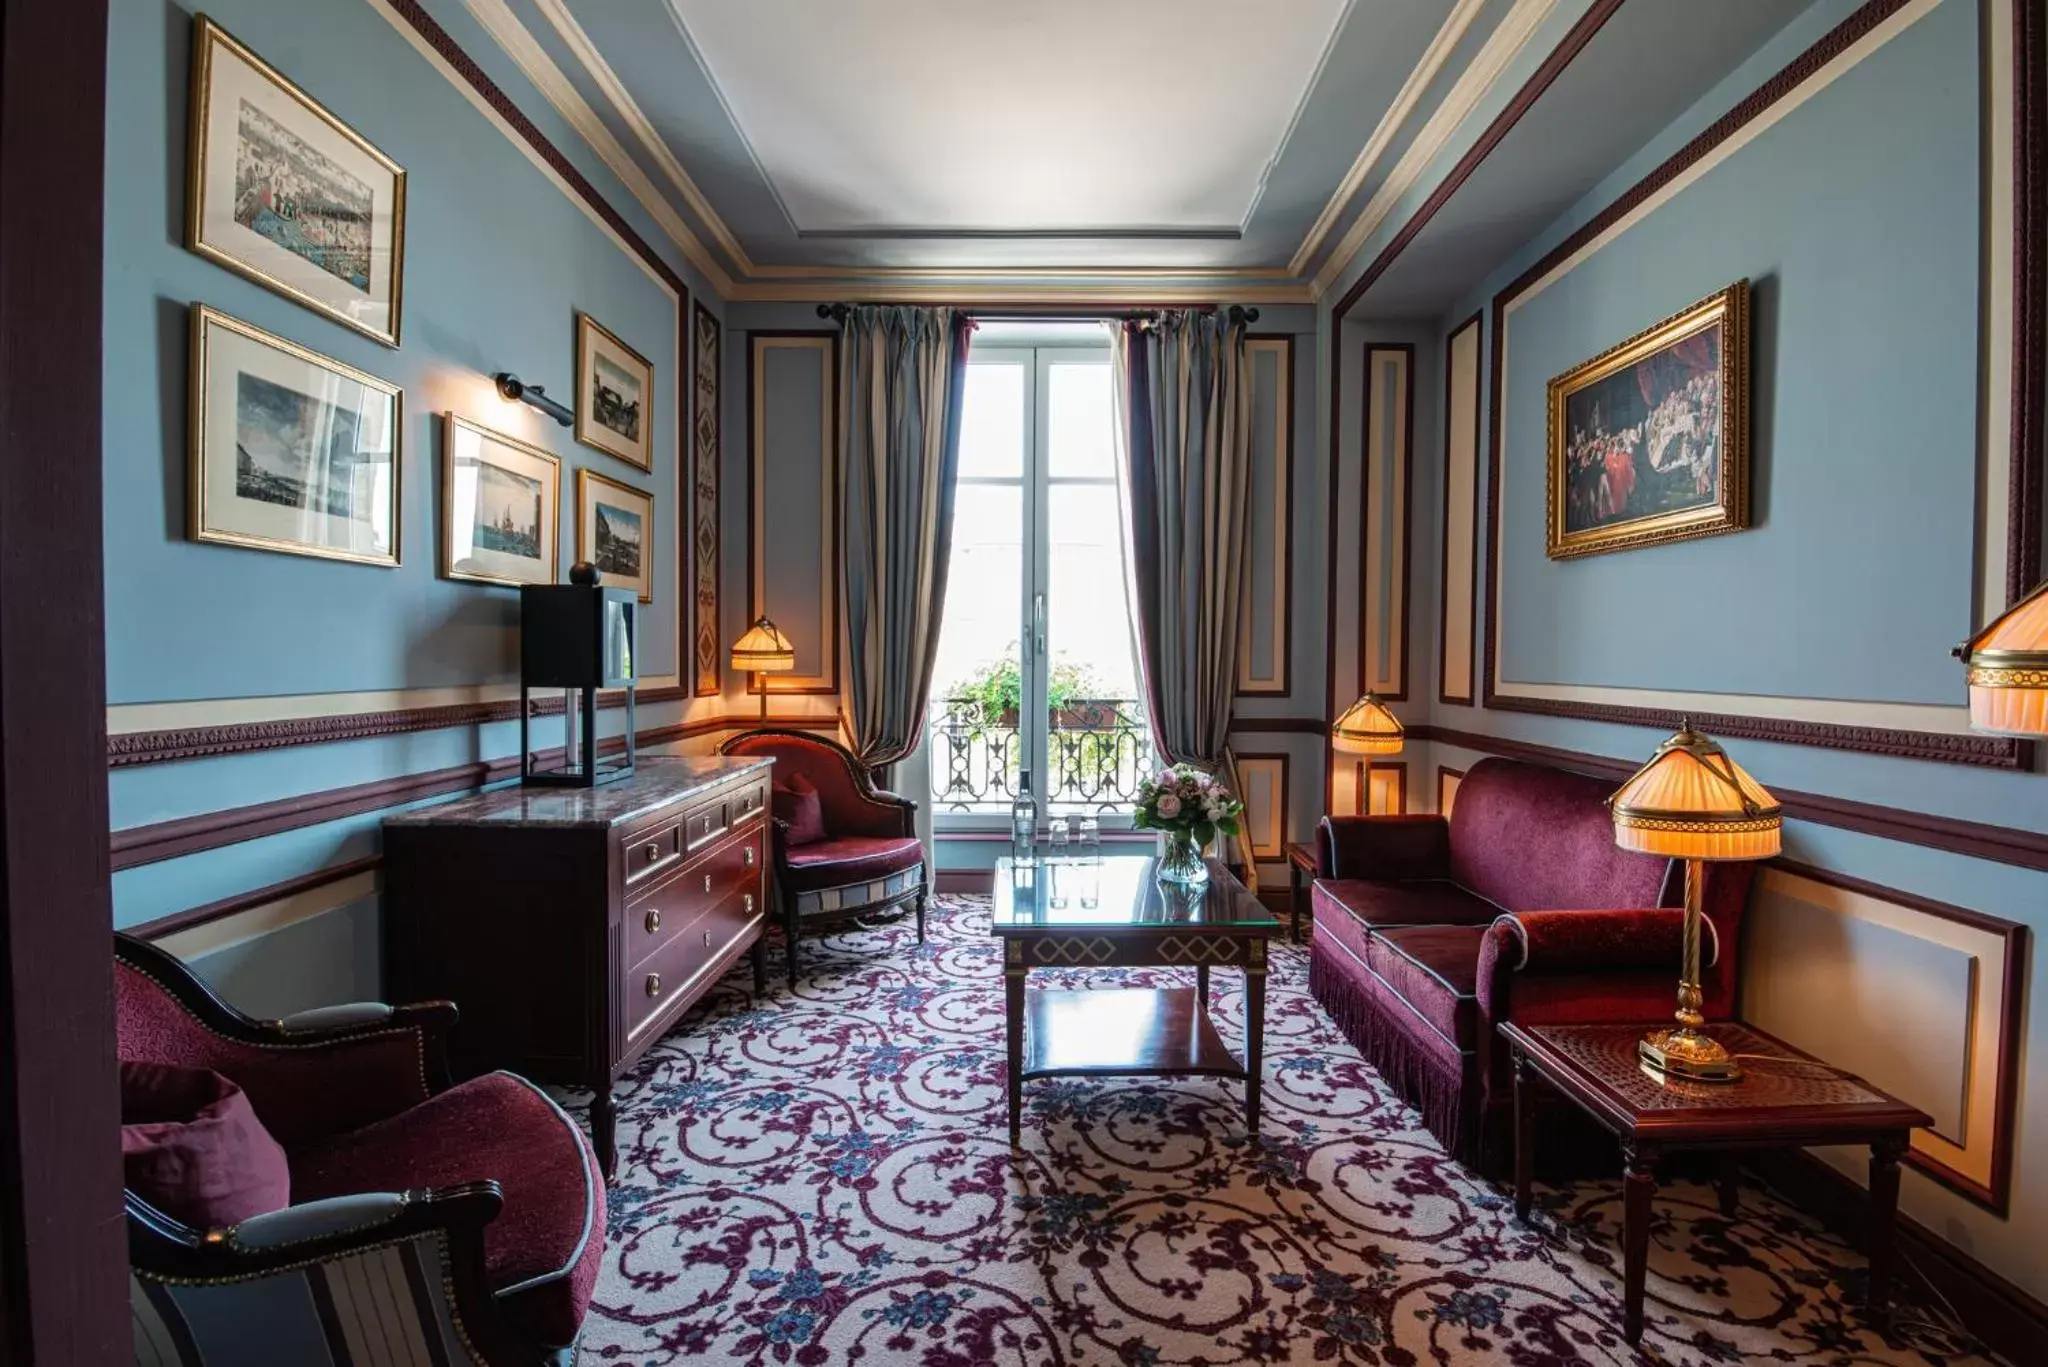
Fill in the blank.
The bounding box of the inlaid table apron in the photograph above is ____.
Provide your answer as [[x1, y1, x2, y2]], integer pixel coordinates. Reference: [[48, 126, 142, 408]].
[[989, 856, 1280, 1142]]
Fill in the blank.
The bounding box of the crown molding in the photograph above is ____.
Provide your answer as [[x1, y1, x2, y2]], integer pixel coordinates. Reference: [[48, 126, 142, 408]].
[[1290, 0, 1491, 277]]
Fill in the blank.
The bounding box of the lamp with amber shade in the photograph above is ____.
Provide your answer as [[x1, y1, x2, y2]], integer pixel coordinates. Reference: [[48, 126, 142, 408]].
[[1331, 692, 1404, 814], [1608, 722, 1782, 1082], [1956, 580, 2048, 736], [730, 615, 795, 721]]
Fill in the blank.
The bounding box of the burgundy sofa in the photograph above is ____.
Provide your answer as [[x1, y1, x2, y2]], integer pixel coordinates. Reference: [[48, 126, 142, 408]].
[[1308, 757, 1753, 1171]]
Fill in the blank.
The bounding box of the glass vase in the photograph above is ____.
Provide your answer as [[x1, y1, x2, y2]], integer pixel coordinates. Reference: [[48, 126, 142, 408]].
[[1155, 830, 1209, 887]]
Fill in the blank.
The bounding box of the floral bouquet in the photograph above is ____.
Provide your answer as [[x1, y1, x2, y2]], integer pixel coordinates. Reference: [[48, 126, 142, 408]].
[[1132, 763, 1244, 886]]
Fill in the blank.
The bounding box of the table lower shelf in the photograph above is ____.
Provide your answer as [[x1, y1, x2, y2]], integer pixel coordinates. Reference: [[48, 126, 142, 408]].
[[1022, 986, 1244, 1081]]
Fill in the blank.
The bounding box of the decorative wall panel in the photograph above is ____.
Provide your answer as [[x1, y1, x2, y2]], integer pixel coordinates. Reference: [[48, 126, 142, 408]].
[[748, 331, 838, 695], [691, 302, 721, 696], [1235, 753, 1289, 861], [1436, 765, 1465, 817], [1360, 344, 1412, 700], [1438, 314, 1481, 704], [1238, 336, 1294, 697], [1355, 760, 1406, 815]]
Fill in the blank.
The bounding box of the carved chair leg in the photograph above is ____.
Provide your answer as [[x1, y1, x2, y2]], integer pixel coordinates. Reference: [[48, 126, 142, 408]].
[[917, 884, 928, 943]]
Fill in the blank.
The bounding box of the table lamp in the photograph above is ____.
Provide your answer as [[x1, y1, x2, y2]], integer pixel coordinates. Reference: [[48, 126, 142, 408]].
[[1331, 691, 1403, 814], [731, 615, 795, 721], [1955, 580, 2048, 735], [1608, 721, 1781, 1082]]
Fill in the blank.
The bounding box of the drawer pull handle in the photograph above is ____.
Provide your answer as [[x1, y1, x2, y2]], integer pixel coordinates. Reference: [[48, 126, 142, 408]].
[[744, 893, 755, 914], [702, 930, 714, 947], [642, 842, 661, 863], [644, 908, 661, 935], [703, 873, 713, 893], [645, 973, 661, 998], [743, 846, 756, 867]]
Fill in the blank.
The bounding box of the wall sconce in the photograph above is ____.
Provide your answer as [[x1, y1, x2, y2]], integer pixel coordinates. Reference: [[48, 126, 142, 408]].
[[493, 372, 573, 428]]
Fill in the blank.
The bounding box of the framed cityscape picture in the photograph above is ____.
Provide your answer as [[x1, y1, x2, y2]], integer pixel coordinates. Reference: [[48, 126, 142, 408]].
[[1545, 279, 1750, 559], [576, 469, 653, 602], [575, 313, 654, 471], [188, 304, 401, 566], [187, 17, 407, 347], [441, 414, 559, 587]]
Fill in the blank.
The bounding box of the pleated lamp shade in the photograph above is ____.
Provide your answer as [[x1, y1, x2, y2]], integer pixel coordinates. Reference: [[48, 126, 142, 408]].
[[1956, 581, 2048, 736], [1331, 693, 1404, 756], [1608, 722, 1782, 861], [730, 616, 796, 674]]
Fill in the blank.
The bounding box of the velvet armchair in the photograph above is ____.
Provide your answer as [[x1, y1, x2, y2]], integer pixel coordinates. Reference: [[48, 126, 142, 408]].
[[718, 728, 928, 984], [118, 933, 604, 1366], [1307, 757, 1754, 1171]]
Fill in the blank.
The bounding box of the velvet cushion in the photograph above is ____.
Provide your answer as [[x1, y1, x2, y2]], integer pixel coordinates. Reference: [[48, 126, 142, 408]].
[[121, 1063, 290, 1229], [1315, 815, 1452, 881], [773, 773, 827, 847], [1312, 878, 1501, 932], [291, 1072, 604, 1348], [723, 733, 911, 838], [1446, 759, 1676, 914], [781, 835, 925, 891], [1366, 926, 1485, 1053]]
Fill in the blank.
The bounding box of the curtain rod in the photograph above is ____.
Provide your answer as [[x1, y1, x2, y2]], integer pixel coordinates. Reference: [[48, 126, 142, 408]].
[[813, 303, 1259, 325]]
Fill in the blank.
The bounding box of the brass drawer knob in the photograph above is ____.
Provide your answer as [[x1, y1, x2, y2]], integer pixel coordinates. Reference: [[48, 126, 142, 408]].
[[702, 929, 713, 947], [743, 893, 755, 914], [645, 973, 661, 997], [642, 842, 661, 863], [703, 873, 713, 893], [644, 908, 661, 935], [743, 846, 756, 867]]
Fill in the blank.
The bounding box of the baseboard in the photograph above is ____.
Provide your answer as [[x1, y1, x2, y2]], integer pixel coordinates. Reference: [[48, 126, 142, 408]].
[[1745, 1149, 2048, 1364]]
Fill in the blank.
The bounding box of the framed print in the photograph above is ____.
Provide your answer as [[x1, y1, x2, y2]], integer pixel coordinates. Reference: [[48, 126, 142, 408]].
[[188, 304, 400, 566], [1545, 279, 1749, 559], [575, 313, 654, 471], [442, 414, 559, 587], [577, 469, 653, 603], [690, 301, 721, 695], [187, 16, 407, 347]]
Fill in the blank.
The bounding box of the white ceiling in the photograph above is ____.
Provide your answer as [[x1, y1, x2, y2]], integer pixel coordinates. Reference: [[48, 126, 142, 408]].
[[663, 0, 1352, 237]]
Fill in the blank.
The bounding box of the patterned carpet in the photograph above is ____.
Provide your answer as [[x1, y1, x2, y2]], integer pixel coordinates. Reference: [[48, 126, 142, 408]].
[[570, 894, 1996, 1366]]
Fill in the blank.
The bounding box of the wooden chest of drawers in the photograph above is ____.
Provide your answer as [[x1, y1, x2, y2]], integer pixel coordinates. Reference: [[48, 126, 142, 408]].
[[383, 756, 773, 1176]]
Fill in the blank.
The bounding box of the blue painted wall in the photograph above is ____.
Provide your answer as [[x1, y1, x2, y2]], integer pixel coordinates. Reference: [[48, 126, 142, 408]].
[[106, 0, 728, 1006], [1404, 0, 2048, 1302]]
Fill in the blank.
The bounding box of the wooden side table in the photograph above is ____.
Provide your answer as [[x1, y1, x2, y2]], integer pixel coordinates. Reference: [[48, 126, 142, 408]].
[[1283, 841, 1317, 943], [1498, 1020, 1931, 1347]]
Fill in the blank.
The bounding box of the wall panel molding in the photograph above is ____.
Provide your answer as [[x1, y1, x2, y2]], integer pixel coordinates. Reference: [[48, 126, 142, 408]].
[[748, 330, 840, 696], [1438, 312, 1482, 705], [1355, 759, 1407, 815], [1360, 343, 1413, 700], [691, 301, 722, 696], [1237, 335, 1294, 697], [1480, 0, 2039, 769], [1234, 752, 1290, 861], [1435, 764, 1466, 816], [133, 855, 384, 946]]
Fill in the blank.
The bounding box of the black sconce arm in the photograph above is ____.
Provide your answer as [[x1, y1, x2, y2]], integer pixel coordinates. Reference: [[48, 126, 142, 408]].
[[493, 373, 574, 428]]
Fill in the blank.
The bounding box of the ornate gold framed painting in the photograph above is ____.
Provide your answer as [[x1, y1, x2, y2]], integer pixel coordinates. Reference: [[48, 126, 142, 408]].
[[187, 17, 407, 347], [1545, 280, 1750, 559], [576, 469, 653, 603], [441, 414, 559, 588], [188, 305, 401, 566], [575, 314, 654, 472]]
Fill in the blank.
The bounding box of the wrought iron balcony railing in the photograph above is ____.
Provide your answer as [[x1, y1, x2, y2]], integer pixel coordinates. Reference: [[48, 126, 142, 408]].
[[929, 697, 1150, 813]]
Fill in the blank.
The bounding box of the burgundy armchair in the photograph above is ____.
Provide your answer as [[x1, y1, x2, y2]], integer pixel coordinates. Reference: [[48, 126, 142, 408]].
[[118, 933, 604, 1366], [718, 728, 928, 984], [1308, 757, 1753, 1171]]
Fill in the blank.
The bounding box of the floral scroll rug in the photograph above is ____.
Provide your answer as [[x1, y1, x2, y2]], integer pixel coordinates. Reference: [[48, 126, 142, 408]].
[[572, 895, 1995, 1367]]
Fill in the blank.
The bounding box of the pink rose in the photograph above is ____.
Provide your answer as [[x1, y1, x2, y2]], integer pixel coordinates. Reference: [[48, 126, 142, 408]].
[[1156, 792, 1183, 818]]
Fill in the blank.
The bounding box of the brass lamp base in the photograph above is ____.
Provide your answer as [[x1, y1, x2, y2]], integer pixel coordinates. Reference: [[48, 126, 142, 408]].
[[1639, 1026, 1744, 1083]]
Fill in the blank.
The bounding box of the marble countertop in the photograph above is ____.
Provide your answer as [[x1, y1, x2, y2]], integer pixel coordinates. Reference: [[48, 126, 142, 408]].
[[385, 755, 772, 829]]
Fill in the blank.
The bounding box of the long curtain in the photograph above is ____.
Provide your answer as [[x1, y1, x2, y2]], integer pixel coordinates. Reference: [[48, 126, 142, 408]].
[[1107, 311, 1258, 886], [838, 306, 973, 779]]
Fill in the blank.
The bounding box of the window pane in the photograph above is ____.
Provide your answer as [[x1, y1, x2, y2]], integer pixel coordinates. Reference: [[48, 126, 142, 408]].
[[1046, 483, 1148, 813], [929, 483, 1023, 812], [958, 362, 1024, 478], [1048, 361, 1114, 479]]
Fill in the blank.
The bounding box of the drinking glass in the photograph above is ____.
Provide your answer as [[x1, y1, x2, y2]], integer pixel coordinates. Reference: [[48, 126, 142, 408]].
[[1077, 815, 1101, 861], [1047, 816, 1070, 859]]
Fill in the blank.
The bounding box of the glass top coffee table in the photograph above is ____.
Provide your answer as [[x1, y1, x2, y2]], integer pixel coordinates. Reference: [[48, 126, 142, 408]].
[[989, 855, 1279, 1143]]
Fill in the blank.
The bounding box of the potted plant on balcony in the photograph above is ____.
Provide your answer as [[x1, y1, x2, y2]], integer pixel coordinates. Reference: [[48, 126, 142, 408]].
[[1132, 763, 1243, 888]]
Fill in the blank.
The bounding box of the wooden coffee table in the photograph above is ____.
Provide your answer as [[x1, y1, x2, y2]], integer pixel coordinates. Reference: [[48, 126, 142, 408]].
[[1499, 1020, 1932, 1346], [990, 855, 1278, 1143]]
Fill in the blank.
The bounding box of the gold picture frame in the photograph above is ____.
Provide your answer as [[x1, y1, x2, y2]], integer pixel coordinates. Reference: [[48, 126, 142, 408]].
[[576, 469, 654, 603], [1545, 280, 1750, 559], [188, 304, 402, 567], [441, 414, 560, 588], [574, 313, 654, 472], [187, 15, 408, 347]]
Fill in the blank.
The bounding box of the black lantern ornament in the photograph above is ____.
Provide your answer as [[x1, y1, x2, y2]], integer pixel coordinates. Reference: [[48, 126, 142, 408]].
[[520, 562, 638, 787]]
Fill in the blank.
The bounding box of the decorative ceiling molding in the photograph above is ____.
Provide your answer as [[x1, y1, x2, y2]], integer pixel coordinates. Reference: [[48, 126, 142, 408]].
[[1313, 0, 1557, 298], [1289, 0, 1490, 277], [456, 0, 735, 294]]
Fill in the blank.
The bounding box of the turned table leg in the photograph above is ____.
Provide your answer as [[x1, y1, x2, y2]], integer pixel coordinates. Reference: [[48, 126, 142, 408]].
[[1005, 964, 1026, 1145], [1868, 1132, 1906, 1311], [750, 934, 768, 995], [1289, 864, 1306, 944], [1196, 963, 1210, 1009], [1513, 1050, 1535, 1222], [1244, 941, 1267, 1135], [1621, 1140, 1659, 1345]]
